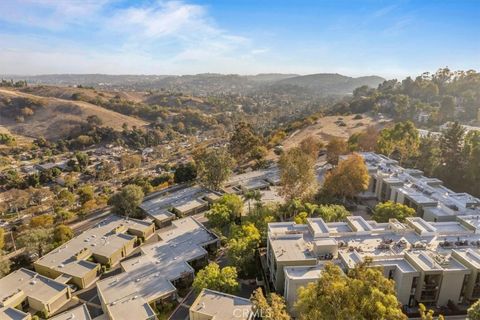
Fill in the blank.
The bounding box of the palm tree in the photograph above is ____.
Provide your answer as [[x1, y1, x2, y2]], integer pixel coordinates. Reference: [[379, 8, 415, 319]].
[[243, 189, 256, 215]]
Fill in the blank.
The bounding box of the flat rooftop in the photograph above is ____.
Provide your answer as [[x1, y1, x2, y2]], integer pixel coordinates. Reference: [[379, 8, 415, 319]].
[[0, 268, 68, 306], [284, 265, 324, 280], [190, 289, 253, 320], [358, 152, 480, 219], [35, 215, 153, 279], [50, 304, 91, 320], [97, 217, 219, 320], [269, 215, 480, 274], [140, 185, 214, 219], [0, 307, 29, 320]]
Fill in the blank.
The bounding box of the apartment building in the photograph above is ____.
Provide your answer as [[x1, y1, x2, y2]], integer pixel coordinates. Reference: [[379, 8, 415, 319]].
[[0, 268, 71, 318], [49, 304, 92, 320], [34, 215, 155, 289], [266, 215, 480, 314], [140, 185, 220, 227], [96, 217, 220, 320], [189, 289, 253, 320], [354, 152, 480, 222]]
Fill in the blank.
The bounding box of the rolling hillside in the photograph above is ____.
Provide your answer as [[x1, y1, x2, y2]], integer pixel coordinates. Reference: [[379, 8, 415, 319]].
[[0, 88, 147, 140], [273, 73, 385, 95]]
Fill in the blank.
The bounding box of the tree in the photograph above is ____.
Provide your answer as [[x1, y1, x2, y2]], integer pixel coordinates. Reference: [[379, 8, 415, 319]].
[[0, 253, 10, 277], [96, 161, 117, 181], [373, 201, 415, 223], [326, 138, 348, 165], [30, 214, 54, 228], [227, 223, 261, 275], [53, 225, 74, 244], [468, 299, 480, 320], [192, 262, 239, 294], [206, 204, 233, 230], [251, 288, 291, 320], [173, 162, 197, 183], [194, 147, 235, 190], [436, 122, 465, 189], [56, 189, 76, 208], [77, 185, 95, 205], [55, 209, 75, 223], [108, 184, 144, 218], [299, 136, 324, 160], [418, 304, 444, 320], [245, 205, 276, 245], [322, 153, 370, 202], [244, 190, 262, 215], [316, 204, 351, 222], [17, 228, 53, 257], [75, 152, 89, 171], [278, 147, 317, 201], [415, 135, 441, 176], [229, 122, 262, 163], [295, 262, 406, 320], [87, 115, 103, 127], [464, 131, 480, 195], [348, 126, 378, 152], [376, 121, 420, 165], [217, 194, 243, 221], [294, 212, 308, 224], [119, 154, 142, 171], [439, 95, 455, 122]]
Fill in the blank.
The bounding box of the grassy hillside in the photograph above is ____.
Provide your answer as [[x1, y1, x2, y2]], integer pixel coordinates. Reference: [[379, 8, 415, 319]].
[[0, 88, 147, 140], [273, 73, 385, 96]]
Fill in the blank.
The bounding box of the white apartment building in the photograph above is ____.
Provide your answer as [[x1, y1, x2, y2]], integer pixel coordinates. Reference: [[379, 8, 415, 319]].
[[355, 152, 480, 222], [267, 215, 480, 315]]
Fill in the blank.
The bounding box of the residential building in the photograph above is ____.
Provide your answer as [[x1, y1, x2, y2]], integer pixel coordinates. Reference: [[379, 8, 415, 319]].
[[96, 217, 220, 320], [140, 185, 219, 227], [34, 215, 155, 289], [49, 304, 92, 320], [189, 289, 253, 320], [0, 268, 71, 318], [355, 152, 480, 221], [266, 215, 480, 314]]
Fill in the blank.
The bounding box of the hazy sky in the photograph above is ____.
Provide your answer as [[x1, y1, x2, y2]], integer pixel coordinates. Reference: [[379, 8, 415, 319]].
[[0, 0, 479, 78]]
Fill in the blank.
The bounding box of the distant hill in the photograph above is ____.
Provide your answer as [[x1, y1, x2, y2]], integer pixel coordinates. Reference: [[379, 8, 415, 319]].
[[4, 73, 385, 96], [272, 73, 385, 96], [0, 88, 147, 140]]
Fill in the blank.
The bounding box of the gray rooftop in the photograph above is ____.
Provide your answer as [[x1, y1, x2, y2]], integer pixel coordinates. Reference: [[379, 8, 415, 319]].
[[190, 289, 253, 320], [140, 185, 215, 219], [35, 215, 153, 280], [0, 268, 68, 306], [97, 217, 219, 320], [49, 304, 91, 320], [358, 152, 480, 219]]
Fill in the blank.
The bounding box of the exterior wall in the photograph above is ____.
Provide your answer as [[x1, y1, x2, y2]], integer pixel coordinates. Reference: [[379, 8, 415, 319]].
[[189, 310, 213, 320], [273, 260, 317, 293], [437, 272, 469, 306], [392, 271, 416, 306], [284, 276, 316, 316], [34, 263, 62, 280], [27, 288, 70, 316]]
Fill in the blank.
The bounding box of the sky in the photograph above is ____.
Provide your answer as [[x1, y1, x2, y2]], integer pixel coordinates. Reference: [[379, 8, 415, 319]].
[[0, 0, 479, 79]]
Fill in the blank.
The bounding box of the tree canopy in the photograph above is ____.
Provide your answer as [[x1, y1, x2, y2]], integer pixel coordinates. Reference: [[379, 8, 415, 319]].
[[192, 262, 239, 294], [194, 147, 235, 190], [278, 147, 318, 200], [251, 288, 291, 320], [295, 262, 406, 320], [108, 184, 144, 218], [372, 201, 415, 223], [322, 153, 369, 201]]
